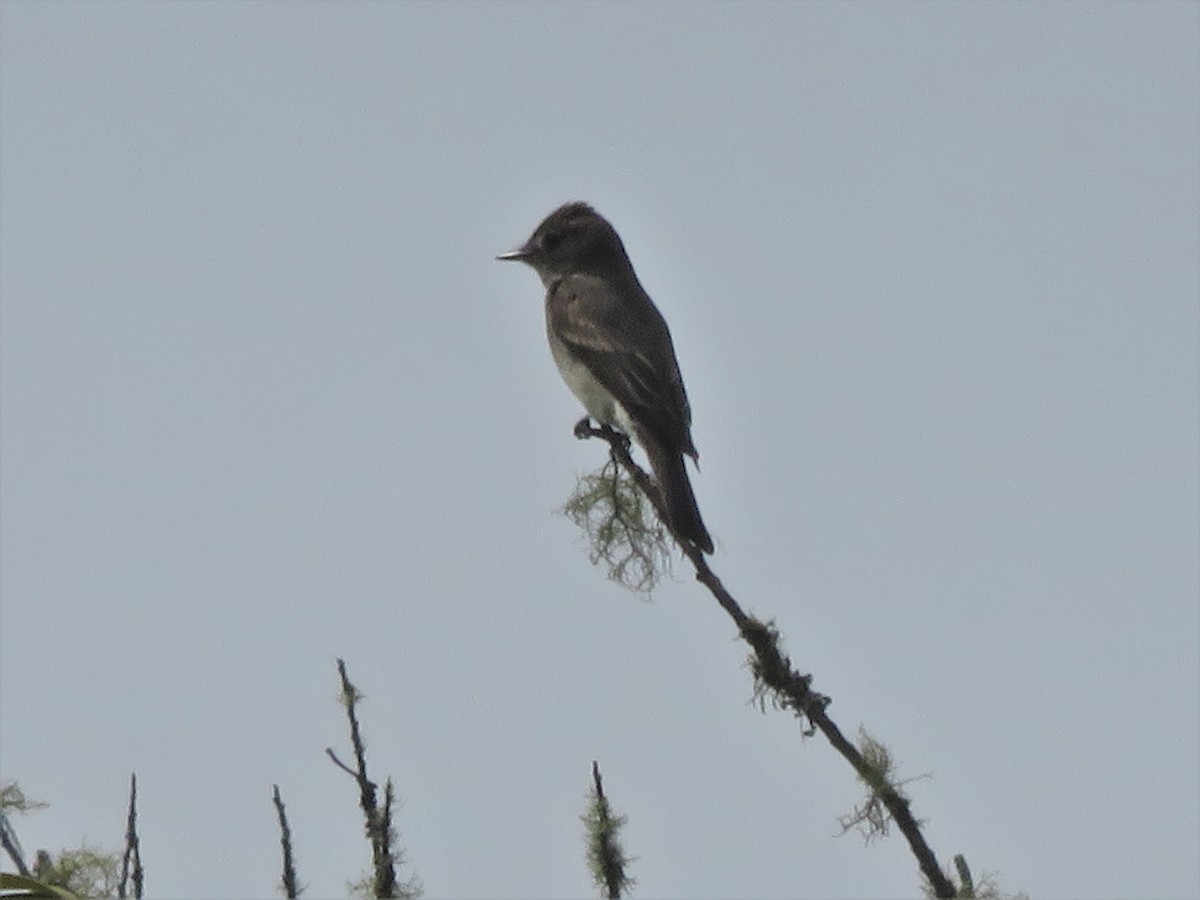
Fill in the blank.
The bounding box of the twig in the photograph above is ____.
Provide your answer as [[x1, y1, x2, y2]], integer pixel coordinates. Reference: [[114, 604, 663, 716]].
[[325, 747, 375, 788], [586, 761, 633, 900], [953, 854, 975, 898], [0, 811, 30, 876], [580, 424, 957, 899], [272, 784, 301, 899], [329, 658, 398, 899], [118, 772, 144, 899]]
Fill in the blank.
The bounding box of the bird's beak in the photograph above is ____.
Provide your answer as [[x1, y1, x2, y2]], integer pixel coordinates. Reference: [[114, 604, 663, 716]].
[[496, 244, 532, 262]]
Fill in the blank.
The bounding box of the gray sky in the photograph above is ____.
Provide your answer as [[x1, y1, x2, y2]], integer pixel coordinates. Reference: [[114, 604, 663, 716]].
[[1, 2, 1197, 898]]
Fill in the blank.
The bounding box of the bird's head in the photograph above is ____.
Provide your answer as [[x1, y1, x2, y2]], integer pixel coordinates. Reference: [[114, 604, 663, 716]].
[[497, 202, 632, 286]]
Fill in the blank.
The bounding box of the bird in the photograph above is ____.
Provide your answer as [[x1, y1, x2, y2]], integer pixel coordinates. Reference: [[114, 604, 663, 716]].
[[497, 202, 714, 554]]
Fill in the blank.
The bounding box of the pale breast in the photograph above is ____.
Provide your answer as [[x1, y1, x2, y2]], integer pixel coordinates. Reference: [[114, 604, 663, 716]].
[[546, 330, 637, 438]]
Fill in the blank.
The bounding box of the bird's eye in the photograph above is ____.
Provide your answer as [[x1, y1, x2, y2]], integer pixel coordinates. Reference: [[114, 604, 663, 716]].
[[540, 231, 562, 252]]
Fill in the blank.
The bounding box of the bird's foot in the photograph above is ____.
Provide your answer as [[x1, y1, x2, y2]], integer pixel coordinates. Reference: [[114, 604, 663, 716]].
[[573, 418, 631, 451]]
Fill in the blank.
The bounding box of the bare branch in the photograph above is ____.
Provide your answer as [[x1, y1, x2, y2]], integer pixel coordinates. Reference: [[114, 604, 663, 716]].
[[0, 812, 30, 876], [118, 772, 144, 899], [271, 784, 302, 899]]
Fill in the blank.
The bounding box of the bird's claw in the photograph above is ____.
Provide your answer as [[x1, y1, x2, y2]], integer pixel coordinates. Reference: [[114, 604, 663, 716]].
[[573, 418, 632, 452]]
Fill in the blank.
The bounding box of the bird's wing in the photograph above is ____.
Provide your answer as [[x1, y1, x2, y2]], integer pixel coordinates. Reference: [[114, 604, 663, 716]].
[[547, 275, 694, 455]]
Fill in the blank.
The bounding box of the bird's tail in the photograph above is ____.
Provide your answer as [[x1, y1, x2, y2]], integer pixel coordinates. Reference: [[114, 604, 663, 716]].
[[646, 441, 714, 554]]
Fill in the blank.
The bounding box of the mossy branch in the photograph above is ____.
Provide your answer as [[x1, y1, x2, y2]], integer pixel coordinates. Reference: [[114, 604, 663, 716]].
[[0, 781, 45, 876], [562, 437, 671, 595], [571, 423, 960, 899], [582, 762, 635, 899], [326, 659, 421, 900]]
